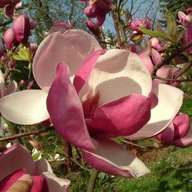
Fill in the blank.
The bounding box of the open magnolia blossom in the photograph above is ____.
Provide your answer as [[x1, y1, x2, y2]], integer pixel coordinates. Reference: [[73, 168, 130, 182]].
[[0, 29, 184, 178], [0, 143, 70, 192]]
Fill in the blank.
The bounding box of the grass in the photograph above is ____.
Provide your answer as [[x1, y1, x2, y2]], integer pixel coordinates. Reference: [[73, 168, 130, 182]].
[[54, 145, 192, 192]]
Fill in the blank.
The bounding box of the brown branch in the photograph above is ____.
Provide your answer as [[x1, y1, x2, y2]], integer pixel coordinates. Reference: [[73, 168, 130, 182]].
[[0, 126, 54, 142], [154, 76, 192, 82]]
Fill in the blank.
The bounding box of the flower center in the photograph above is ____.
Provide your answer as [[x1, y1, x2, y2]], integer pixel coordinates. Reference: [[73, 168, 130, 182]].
[[82, 92, 101, 119]]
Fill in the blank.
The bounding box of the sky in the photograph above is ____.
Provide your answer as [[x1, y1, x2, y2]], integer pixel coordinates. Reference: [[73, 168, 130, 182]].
[[103, 0, 162, 33]]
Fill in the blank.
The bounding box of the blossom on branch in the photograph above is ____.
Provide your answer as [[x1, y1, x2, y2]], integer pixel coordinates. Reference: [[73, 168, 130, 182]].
[[81, 0, 112, 26], [1, 30, 183, 178]]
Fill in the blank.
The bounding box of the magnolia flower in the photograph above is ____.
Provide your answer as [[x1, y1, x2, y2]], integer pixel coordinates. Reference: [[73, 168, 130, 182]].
[[13, 14, 31, 43], [129, 17, 150, 33], [178, 10, 192, 26], [0, 143, 70, 192], [82, 0, 112, 25], [3, 28, 18, 50], [1, 30, 183, 178], [139, 48, 180, 85], [156, 113, 192, 148]]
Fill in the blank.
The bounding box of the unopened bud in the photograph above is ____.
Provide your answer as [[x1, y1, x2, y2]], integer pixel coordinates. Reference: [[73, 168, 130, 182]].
[[86, 20, 100, 36]]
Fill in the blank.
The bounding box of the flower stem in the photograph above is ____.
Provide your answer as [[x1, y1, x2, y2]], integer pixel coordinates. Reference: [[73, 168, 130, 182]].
[[87, 168, 99, 192]]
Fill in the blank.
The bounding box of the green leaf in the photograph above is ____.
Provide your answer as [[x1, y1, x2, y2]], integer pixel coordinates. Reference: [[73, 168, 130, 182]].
[[13, 48, 31, 61], [139, 27, 175, 43], [166, 9, 177, 38]]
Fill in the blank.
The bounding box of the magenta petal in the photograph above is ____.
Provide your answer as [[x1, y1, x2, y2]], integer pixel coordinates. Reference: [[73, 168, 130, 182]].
[[82, 137, 150, 178], [73, 49, 106, 93], [0, 169, 26, 192], [47, 63, 95, 151], [88, 94, 151, 137], [31, 176, 49, 192]]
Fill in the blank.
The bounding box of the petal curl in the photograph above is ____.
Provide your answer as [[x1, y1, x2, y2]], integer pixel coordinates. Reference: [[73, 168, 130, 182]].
[[78, 49, 152, 104], [87, 94, 151, 137], [73, 49, 106, 93], [33, 29, 102, 91], [47, 63, 95, 151], [127, 83, 183, 139], [82, 138, 150, 178], [0, 90, 49, 125]]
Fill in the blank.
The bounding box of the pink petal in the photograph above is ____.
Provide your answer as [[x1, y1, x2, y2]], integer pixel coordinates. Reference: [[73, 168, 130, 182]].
[[0, 169, 26, 192], [47, 63, 95, 151], [172, 128, 192, 147], [82, 137, 150, 178], [156, 123, 175, 142], [173, 113, 190, 139], [0, 90, 49, 125], [127, 83, 183, 139], [78, 49, 152, 104], [73, 49, 106, 93], [87, 94, 151, 137], [0, 143, 35, 181], [33, 29, 102, 91], [34, 159, 53, 175], [42, 172, 70, 192], [31, 176, 49, 192]]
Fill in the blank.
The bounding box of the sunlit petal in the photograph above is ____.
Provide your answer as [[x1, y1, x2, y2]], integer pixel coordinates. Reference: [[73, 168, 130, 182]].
[[0, 90, 49, 125]]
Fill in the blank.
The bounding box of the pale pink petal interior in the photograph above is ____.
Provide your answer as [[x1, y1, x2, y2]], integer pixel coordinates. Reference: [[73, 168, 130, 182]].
[[78, 49, 152, 103], [127, 83, 183, 139], [33, 29, 102, 91]]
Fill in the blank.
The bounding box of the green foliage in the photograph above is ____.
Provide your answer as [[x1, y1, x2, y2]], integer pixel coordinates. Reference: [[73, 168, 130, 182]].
[[159, 0, 192, 26]]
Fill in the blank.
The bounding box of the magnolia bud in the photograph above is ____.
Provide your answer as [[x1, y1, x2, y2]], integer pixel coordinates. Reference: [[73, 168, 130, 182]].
[[86, 20, 100, 36], [3, 28, 18, 50], [13, 14, 30, 43]]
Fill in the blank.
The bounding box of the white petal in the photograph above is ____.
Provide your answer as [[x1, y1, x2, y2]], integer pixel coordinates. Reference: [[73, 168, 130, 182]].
[[127, 83, 183, 139], [79, 49, 152, 103], [35, 159, 53, 175], [0, 90, 49, 125], [42, 172, 70, 192]]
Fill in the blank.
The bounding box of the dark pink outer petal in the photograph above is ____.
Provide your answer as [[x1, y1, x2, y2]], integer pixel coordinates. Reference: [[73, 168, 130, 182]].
[[0, 169, 26, 192], [31, 176, 49, 192], [73, 49, 106, 93], [82, 137, 150, 178], [0, 143, 35, 181], [87, 94, 151, 137], [47, 63, 95, 151]]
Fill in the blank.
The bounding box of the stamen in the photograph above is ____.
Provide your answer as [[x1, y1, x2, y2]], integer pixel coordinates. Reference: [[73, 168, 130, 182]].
[[82, 92, 101, 119]]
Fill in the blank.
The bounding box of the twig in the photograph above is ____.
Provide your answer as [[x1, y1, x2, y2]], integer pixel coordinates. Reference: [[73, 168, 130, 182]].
[[0, 126, 54, 142]]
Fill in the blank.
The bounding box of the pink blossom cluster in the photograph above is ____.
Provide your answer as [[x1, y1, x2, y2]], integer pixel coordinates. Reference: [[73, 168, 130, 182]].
[[178, 8, 192, 54], [3, 14, 33, 50]]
